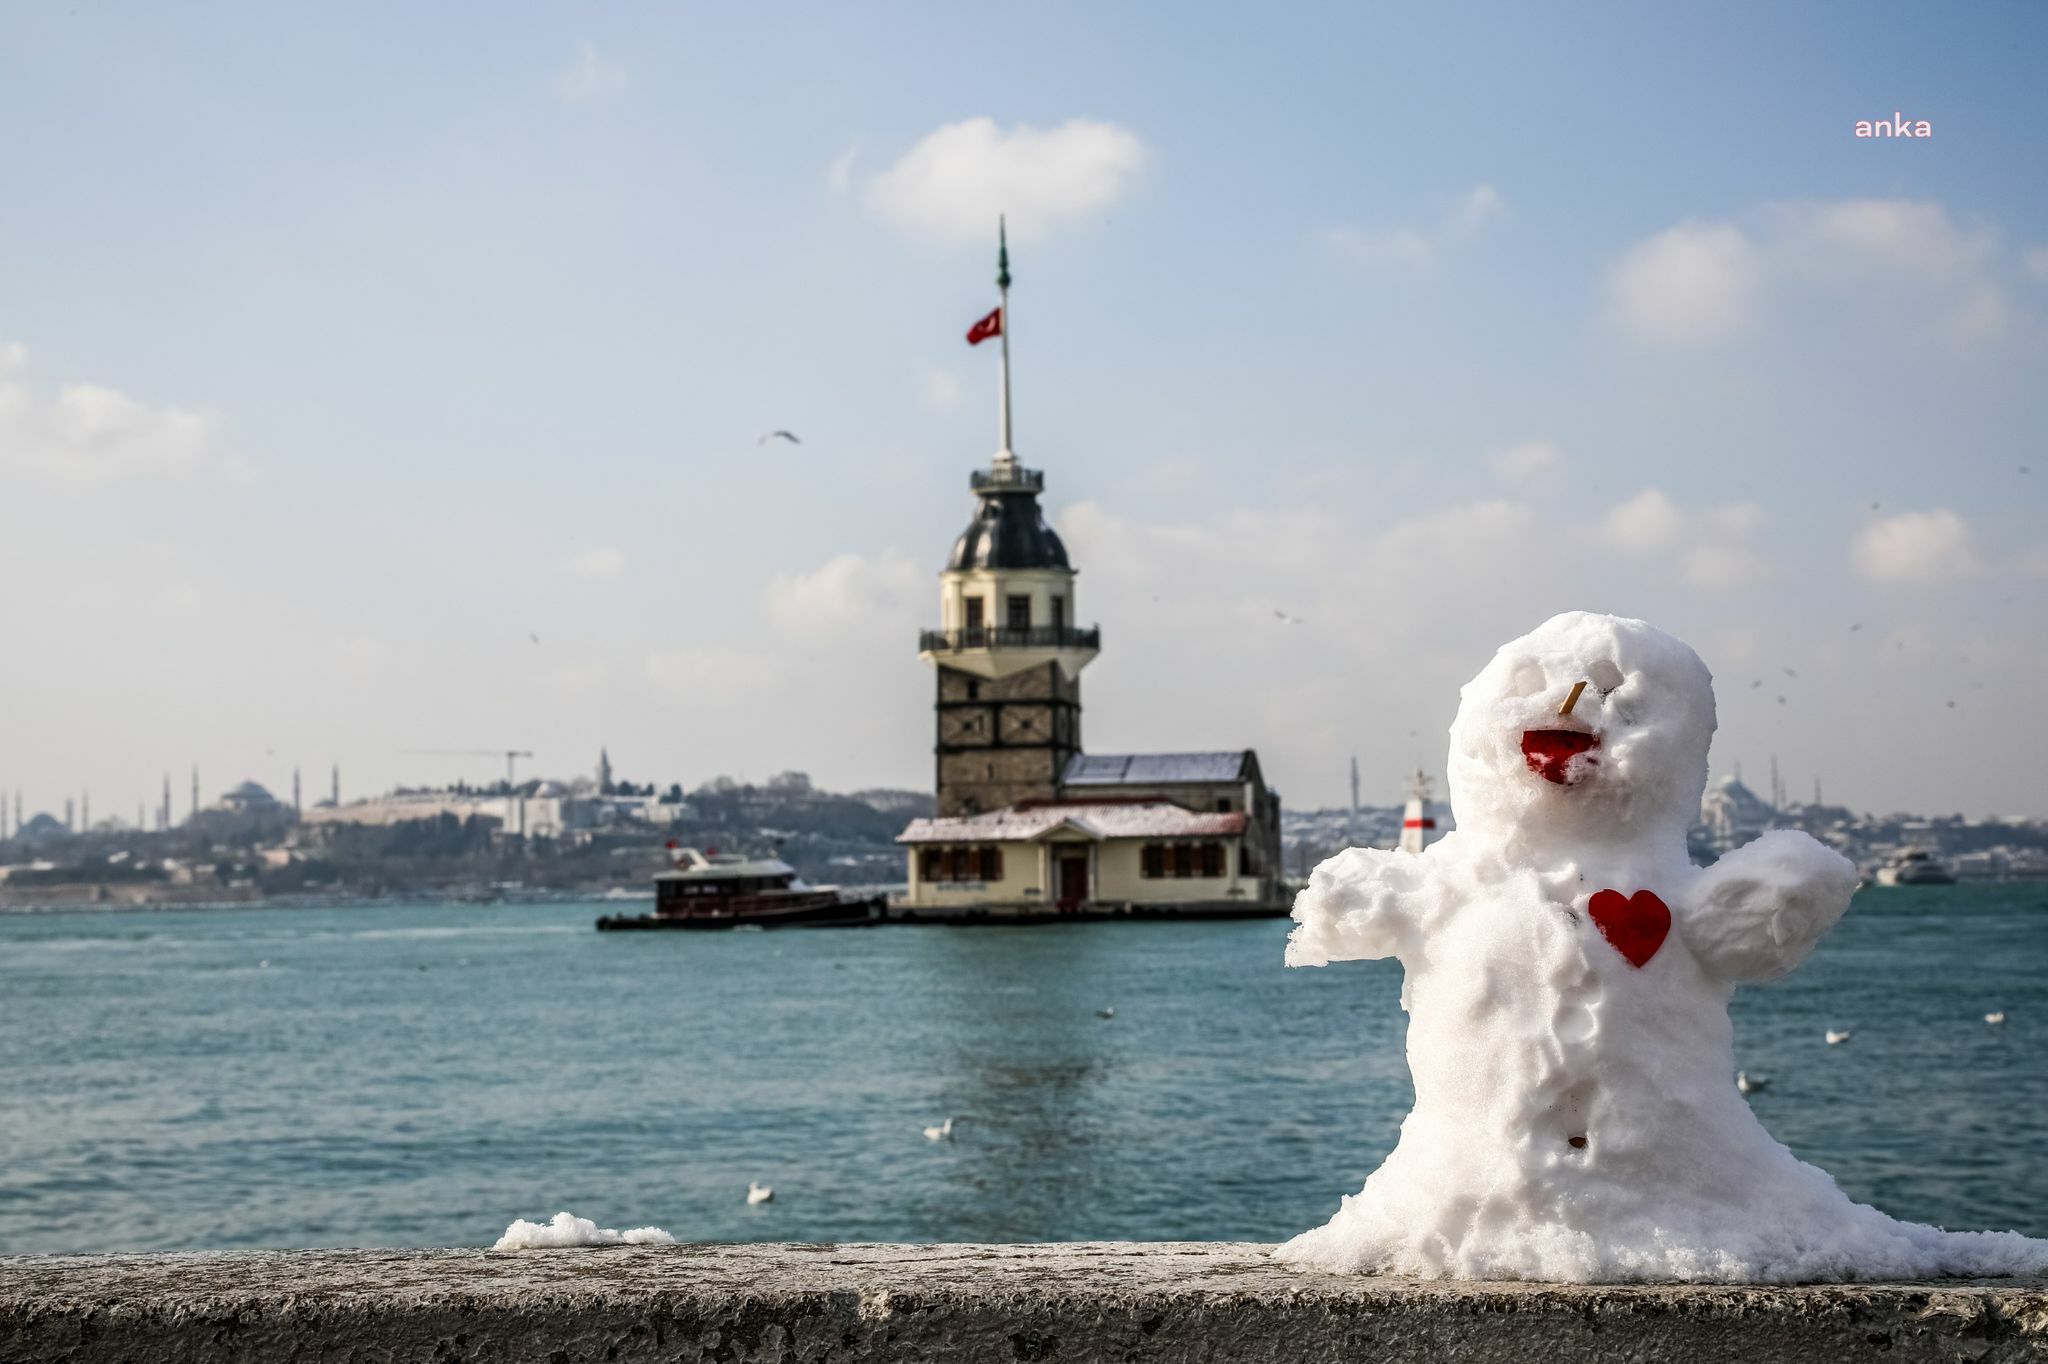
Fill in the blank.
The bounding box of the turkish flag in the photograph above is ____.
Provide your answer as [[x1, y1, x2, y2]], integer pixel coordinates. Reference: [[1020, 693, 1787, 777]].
[[965, 306, 1003, 346]]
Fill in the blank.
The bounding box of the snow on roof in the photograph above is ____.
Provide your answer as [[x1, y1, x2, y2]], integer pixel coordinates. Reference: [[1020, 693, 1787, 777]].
[[1060, 751, 1249, 786], [898, 802, 1247, 845]]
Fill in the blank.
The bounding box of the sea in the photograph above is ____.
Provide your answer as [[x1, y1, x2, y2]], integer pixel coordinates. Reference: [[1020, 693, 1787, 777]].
[[1, 884, 2042, 1254]]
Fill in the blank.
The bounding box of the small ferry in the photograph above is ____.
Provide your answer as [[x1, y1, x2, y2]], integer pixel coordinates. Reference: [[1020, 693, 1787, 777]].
[[595, 846, 888, 931], [1873, 849, 1956, 887]]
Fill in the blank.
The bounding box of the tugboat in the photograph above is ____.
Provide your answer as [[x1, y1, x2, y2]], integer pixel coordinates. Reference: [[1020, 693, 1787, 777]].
[[595, 846, 889, 930], [1872, 848, 1957, 887]]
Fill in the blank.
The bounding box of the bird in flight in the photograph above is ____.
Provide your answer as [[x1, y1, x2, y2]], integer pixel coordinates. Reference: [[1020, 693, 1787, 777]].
[[529, 632, 540, 645], [758, 430, 801, 446], [1273, 609, 1306, 626]]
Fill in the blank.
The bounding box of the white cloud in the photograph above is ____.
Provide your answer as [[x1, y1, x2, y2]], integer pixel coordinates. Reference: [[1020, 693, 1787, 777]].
[[826, 145, 857, 194], [1489, 439, 1562, 481], [1606, 222, 1762, 344], [1600, 489, 1774, 588], [1852, 508, 1983, 584], [557, 40, 628, 102], [1601, 488, 1687, 554], [865, 117, 1145, 243], [545, 661, 610, 696], [1450, 184, 1507, 236], [764, 549, 921, 635], [1682, 543, 1772, 590], [1609, 199, 2018, 347], [917, 363, 964, 412], [564, 546, 627, 579], [1705, 501, 1766, 537], [1325, 184, 1508, 270], [157, 582, 205, 615], [1322, 226, 1433, 269], [645, 646, 778, 699], [0, 342, 251, 485]]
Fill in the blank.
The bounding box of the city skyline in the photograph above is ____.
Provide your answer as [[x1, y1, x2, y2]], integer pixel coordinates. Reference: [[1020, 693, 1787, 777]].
[[2, 5, 2046, 817]]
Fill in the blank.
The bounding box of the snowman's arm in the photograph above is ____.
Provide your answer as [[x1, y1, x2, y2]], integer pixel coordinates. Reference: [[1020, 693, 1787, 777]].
[[1285, 846, 1433, 966], [1679, 830, 1858, 982]]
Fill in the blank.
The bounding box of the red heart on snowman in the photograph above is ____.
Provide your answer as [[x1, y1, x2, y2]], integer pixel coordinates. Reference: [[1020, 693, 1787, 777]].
[[1588, 889, 1670, 967]]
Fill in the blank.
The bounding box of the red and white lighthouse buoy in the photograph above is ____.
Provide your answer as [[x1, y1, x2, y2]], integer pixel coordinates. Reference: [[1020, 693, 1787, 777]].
[[1399, 768, 1437, 854]]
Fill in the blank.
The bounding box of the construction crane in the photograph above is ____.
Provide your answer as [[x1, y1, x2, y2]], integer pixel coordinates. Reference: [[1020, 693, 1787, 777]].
[[403, 749, 535, 788]]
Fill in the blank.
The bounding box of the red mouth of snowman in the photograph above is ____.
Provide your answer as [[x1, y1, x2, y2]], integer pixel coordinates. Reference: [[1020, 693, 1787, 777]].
[[1522, 730, 1600, 785]]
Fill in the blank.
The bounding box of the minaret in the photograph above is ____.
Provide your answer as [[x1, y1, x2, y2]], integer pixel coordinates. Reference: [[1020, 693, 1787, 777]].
[[918, 221, 1100, 817], [160, 773, 171, 831], [64, 797, 75, 832], [292, 767, 302, 817], [331, 763, 340, 807], [1348, 756, 1361, 845], [80, 791, 89, 832], [1399, 770, 1437, 854], [190, 766, 200, 822], [598, 747, 614, 795]]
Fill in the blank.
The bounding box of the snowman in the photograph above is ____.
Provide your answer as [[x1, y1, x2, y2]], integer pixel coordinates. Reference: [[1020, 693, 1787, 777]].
[[1282, 611, 2048, 1282]]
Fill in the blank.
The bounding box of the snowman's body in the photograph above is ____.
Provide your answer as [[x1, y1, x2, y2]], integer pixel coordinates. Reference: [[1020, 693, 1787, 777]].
[[1283, 612, 2048, 1281]]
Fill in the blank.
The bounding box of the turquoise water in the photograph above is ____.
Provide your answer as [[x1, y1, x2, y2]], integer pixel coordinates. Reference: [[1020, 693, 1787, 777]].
[[1, 885, 2042, 1253]]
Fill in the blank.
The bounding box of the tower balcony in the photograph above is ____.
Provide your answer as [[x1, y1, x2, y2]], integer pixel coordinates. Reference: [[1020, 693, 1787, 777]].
[[919, 625, 1101, 681], [970, 466, 1044, 493]]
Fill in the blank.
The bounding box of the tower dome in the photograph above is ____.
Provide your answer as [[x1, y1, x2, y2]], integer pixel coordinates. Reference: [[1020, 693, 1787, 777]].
[[946, 470, 1071, 571]]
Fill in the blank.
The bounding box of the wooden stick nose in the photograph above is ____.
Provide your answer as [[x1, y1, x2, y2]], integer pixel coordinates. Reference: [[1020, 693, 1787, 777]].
[[1558, 680, 1588, 717]]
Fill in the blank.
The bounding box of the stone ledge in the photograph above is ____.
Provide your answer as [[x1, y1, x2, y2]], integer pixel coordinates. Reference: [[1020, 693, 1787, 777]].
[[2, 1242, 2044, 1363]]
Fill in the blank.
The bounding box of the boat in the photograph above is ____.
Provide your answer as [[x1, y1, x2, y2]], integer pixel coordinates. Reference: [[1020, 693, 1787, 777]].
[[1872, 849, 1956, 887], [595, 847, 888, 930]]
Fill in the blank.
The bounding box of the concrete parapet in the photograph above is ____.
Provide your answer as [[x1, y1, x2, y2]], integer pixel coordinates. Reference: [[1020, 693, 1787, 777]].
[[3, 1241, 2045, 1362]]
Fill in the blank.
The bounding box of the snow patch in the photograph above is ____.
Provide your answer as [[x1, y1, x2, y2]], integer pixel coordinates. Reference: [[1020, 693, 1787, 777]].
[[492, 1212, 674, 1250]]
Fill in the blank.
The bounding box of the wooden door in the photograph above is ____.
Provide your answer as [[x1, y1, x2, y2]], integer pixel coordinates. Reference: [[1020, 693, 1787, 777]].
[[1058, 855, 1089, 910]]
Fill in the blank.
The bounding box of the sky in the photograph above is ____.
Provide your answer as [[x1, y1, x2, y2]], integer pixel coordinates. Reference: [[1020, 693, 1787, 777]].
[[2, 2, 2045, 822]]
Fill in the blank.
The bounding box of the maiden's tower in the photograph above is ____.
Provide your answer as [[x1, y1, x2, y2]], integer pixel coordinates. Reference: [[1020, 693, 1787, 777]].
[[898, 225, 1285, 918]]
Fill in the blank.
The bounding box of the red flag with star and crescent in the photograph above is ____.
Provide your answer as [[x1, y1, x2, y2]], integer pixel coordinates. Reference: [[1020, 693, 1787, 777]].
[[965, 307, 1003, 346]]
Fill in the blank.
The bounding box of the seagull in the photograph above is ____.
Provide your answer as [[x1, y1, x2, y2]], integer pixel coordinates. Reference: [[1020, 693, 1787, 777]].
[[1825, 1029, 1853, 1045], [1273, 609, 1306, 626], [1849, 622, 1863, 632], [757, 430, 801, 446], [1737, 1070, 1769, 1095], [1986, 1011, 2007, 1025], [923, 1117, 955, 1142], [746, 1181, 774, 1205], [1096, 1006, 1116, 1019], [529, 632, 540, 645]]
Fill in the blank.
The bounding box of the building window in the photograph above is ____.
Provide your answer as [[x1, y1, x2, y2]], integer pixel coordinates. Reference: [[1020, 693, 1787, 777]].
[[1051, 596, 1066, 630], [1007, 595, 1031, 630], [1140, 841, 1226, 878], [922, 845, 1003, 883], [1214, 798, 1232, 813], [965, 678, 980, 700]]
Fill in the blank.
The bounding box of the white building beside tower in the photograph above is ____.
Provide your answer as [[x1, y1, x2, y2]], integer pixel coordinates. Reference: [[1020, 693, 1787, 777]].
[[897, 224, 1285, 917]]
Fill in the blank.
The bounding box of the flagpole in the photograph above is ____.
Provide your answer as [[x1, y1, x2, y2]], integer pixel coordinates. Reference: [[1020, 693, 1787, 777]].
[[996, 215, 1013, 466]]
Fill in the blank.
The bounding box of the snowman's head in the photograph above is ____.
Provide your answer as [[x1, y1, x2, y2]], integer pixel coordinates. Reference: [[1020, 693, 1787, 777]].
[[1447, 612, 1716, 844]]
